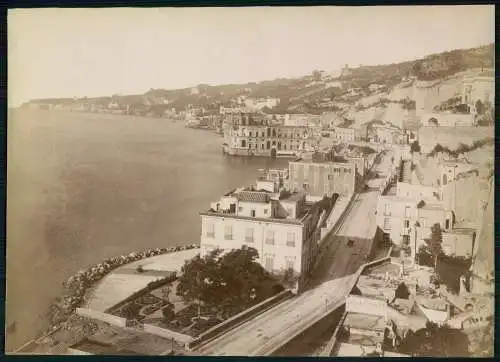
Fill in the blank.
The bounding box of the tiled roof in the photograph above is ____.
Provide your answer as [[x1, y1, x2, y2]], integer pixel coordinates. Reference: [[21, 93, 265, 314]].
[[236, 191, 270, 203]]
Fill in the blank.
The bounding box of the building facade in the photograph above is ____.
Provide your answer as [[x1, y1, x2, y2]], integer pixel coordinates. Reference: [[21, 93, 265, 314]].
[[462, 73, 494, 105], [420, 112, 476, 127], [199, 179, 328, 286], [333, 126, 355, 142], [288, 155, 358, 199], [441, 228, 476, 258], [222, 111, 317, 157], [244, 97, 280, 110], [376, 182, 454, 255], [370, 124, 403, 144]]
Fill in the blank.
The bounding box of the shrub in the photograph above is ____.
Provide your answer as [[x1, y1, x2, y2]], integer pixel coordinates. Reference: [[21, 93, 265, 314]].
[[162, 302, 175, 322]]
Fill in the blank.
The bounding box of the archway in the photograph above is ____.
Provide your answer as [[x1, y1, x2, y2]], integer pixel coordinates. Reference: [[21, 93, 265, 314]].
[[270, 148, 277, 158], [266, 141, 271, 149]]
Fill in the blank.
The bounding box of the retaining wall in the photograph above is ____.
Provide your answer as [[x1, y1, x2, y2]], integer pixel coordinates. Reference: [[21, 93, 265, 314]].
[[187, 289, 293, 351], [320, 311, 347, 357], [319, 247, 393, 357], [75, 308, 126, 328], [142, 324, 193, 344]]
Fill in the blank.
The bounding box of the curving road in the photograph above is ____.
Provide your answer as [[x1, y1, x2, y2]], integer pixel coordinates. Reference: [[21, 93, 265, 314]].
[[194, 150, 394, 356]]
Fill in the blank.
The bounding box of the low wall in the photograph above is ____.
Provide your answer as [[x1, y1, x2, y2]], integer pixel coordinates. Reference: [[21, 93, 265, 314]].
[[320, 194, 354, 239], [75, 308, 126, 328], [105, 273, 177, 313], [187, 289, 293, 351], [142, 324, 193, 345]]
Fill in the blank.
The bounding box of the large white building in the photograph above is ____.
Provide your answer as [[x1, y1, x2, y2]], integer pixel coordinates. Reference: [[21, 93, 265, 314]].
[[199, 173, 330, 287]]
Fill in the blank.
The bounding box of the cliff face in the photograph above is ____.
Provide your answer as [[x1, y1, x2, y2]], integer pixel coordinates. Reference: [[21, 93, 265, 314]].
[[469, 179, 494, 294]]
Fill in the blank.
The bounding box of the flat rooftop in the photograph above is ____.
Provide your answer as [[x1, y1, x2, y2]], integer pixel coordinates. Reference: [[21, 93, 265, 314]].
[[415, 295, 448, 312], [344, 312, 386, 332]]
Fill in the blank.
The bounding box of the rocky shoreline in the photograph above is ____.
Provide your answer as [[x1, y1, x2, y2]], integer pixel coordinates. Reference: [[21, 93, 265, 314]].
[[17, 244, 200, 353]]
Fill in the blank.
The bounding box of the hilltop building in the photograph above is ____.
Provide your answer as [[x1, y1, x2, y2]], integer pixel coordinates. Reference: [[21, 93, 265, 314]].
[[244, 97, 280, 111], [377, 155, 479, 259], [462, 71, 494, 105], [222, 111, 317, 157], [341, 64, 353, 78], [199, 170, 333, 287]]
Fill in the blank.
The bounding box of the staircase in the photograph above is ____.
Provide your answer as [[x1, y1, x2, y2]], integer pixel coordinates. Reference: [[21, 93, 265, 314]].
[[400, 160, 412, 183]]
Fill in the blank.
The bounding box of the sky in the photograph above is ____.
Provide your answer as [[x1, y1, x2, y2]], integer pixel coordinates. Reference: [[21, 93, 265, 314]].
[[8, 5, 495, 106]]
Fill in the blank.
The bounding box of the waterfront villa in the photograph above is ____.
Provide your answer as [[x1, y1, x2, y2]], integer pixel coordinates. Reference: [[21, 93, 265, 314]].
[[199, 172, 334, 288], [222, 110, 317, 157]]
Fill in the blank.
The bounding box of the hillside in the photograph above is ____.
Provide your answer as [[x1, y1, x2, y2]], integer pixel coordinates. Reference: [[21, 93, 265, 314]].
[[23, 43, 494, 116]]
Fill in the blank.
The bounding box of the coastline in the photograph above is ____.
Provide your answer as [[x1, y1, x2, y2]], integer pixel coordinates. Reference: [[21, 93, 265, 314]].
[[11, 244, 200, 354]]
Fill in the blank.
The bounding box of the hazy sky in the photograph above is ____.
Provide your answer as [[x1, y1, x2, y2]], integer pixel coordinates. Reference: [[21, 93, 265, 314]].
[[8, 5, 494, 106]]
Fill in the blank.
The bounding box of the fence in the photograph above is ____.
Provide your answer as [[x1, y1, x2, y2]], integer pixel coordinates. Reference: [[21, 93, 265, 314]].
[[75, 308, 127, 328], [187, 289, 293, 351]]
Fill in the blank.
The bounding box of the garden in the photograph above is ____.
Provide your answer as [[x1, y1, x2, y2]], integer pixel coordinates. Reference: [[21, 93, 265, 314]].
[[107, 246, 285, 337]]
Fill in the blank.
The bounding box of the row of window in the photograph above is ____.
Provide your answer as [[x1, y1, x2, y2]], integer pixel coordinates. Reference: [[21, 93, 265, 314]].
[[383, 217, 450, 231], [264, 254, 296, 272], [239, 139, 307, 150], [203, 247, 295, 270], [205, 224, 296, 247]]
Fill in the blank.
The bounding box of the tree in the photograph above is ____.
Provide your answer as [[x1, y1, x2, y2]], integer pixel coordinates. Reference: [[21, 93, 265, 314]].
[[162, 302, 175, 322], [398, 322, 469, 357], [427, 223, 443, 269], [176, 246, 279, 313], [410, 140, 421, 154]]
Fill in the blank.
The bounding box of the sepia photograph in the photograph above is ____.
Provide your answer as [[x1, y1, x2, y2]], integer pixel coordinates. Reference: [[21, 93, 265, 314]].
[[6, 5, 494, 356]]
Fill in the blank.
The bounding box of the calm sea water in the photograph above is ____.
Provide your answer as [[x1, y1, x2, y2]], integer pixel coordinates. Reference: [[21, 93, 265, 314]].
[[6, 109, 288, 350]]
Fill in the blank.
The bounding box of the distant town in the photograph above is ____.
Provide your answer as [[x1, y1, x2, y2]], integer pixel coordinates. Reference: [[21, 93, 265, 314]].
[[12, 42, 494, 357]]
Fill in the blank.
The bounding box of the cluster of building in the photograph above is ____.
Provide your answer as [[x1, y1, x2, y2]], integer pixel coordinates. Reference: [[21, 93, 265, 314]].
[[230, 95, 281, 111], [376, 147, 480, 262], [414, 69, 494, 127], [200, 146, 365, 288], [326, 257, 460, 357]]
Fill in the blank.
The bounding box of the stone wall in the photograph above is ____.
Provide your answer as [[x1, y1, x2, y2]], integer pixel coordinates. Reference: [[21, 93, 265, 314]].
[[75, 308, 126, 328]]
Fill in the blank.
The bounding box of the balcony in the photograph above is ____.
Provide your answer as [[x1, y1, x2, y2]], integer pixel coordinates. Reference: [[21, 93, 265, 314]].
[[206, 232, 215, 238], [266, 238, 275, 245], [224, 234, 233, 240], [245, 237, 254, 243]]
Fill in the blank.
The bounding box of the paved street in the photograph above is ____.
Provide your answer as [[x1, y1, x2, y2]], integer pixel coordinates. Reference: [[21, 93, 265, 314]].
[[195, 151, 394, 356]]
